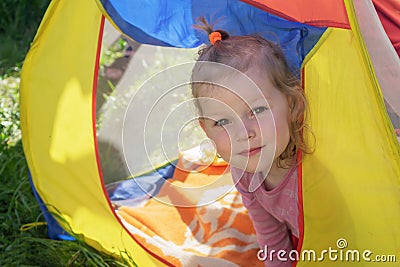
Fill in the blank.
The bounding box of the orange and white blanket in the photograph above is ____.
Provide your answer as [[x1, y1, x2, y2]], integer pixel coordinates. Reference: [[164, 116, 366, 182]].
[[114, 148, 263, 267]]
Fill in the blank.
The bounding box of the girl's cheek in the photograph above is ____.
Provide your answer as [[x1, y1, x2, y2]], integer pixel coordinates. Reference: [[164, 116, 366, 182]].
[[214, 131, 231, 148], [258, 118, 274, 138]]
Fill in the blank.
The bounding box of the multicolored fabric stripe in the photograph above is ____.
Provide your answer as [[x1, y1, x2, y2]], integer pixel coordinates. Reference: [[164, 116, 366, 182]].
[[96, 0, 326, 74]]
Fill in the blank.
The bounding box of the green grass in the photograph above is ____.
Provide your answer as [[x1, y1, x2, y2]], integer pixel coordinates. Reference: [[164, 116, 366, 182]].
[[0, 0, 51, 75]]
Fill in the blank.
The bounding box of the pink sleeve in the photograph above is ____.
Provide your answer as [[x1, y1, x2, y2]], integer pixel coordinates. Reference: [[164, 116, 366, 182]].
[[235, 181, 294, 267]]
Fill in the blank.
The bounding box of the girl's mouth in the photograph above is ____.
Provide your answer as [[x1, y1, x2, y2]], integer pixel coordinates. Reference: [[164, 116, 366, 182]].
[[239, 146, 264, 157]]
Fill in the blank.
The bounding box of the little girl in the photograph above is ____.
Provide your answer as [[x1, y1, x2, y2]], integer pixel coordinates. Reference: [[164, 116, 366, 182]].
[[191, 18, 311, 266]]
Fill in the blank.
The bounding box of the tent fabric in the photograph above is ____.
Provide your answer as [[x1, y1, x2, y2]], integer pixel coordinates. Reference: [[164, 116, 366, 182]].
[[28, 171, 75, 241], [372, 0, 400, 56], [241, 0, 350, 28], [20, 0, 167, 266], [302, 26, 400, 265], [20, 0, 400, 266], [96, 0, 327, 73], [114, 150, 262, 267], [352, 0, 400, 130]]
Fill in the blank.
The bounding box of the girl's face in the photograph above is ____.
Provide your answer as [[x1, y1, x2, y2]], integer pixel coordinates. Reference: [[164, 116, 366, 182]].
[[198, 69, 290, 174]]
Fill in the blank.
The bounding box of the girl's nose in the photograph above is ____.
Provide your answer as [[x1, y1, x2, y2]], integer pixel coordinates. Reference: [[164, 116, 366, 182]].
[[235, 118, 257, 141]]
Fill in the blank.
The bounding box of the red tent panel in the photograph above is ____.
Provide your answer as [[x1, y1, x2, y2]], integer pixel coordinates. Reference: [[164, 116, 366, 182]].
[[242, 0, 350, 28], [373, 0, 400, 56]]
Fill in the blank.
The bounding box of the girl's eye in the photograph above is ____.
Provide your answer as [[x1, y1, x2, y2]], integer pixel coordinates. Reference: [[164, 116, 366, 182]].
[[252, 106, 268, 115], [215, 119, 230, 126]]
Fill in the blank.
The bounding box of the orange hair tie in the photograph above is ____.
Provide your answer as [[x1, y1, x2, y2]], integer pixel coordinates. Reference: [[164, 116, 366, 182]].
[[209, 31, 222, 45]]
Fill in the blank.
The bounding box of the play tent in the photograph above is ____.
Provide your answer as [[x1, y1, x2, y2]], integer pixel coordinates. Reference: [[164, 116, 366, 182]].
[[20, 0, 400, 266]]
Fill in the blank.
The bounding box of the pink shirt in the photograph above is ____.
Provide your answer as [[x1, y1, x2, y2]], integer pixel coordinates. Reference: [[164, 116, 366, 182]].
[[231, 165, 299, 267]]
